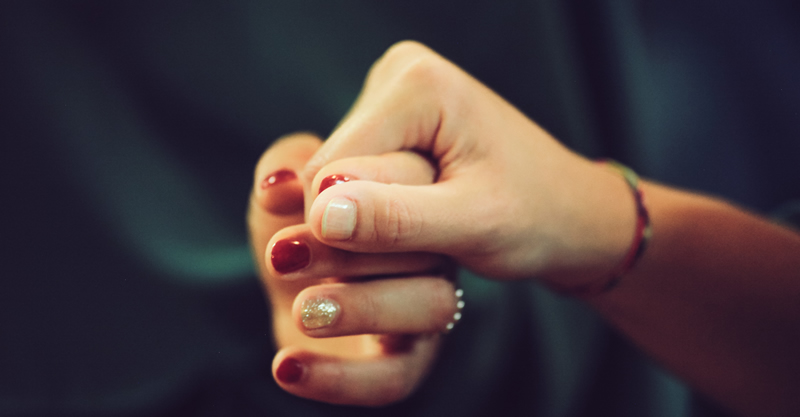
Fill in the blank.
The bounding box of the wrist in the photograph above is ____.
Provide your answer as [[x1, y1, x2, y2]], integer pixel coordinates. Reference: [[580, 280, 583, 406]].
[[538, 158, 641, 293], [554, 161, 651, 297]]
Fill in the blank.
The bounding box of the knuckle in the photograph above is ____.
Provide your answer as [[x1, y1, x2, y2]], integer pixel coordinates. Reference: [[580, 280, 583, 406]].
[[373, 190, 421, 246], [356, 290, 381, 332], [376, 40, 432, 71], [372, 41, 447, 90], [397, 53, 448, 91], [386, 40, 430, 57]]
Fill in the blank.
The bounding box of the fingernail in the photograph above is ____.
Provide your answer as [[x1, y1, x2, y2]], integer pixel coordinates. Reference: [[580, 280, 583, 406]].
[[276, 357, 303, 384], [319, 174, 352, 194], [301, 297, 341, 329], [261, 169, 297, 189], [322, 197, 356, 240], [271, 240, 310, 274]]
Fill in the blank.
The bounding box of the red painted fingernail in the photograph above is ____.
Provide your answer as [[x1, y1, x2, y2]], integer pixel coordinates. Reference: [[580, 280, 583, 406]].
[[261, 169, 297, 189], [276, 357, 303, 384], [271, 240, 310, 274], [319, 174, 352, 194]]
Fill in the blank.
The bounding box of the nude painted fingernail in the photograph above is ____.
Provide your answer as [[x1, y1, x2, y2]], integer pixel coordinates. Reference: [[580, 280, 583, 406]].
[[322, 197, 356, 240], [301, 298, 341, 329]]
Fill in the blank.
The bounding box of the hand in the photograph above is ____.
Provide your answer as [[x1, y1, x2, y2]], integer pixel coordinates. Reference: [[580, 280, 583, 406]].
[[303, 41, 637, 289], [248, 133, 460, 406], [301, 42, 800, 416]]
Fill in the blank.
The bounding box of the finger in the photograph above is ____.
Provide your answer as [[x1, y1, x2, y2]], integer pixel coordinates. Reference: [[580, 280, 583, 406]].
[[252, 132, 321, 217], [247, 132, 323, 314], [303, 150, 437, 220], [273, 335, 440, 406], [302, 42, 453, 186], [248, 132, 322, 273], [307, 177, 497, 257], [266, 223, 446, 279], [292, 277, 461, 337]]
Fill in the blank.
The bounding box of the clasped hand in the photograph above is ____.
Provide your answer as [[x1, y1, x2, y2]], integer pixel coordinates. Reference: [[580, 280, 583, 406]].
[[248, 41, 635, 406]]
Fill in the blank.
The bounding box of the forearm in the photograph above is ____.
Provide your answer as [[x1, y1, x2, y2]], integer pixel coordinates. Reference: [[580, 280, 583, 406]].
[[588, 182, 800, 417]]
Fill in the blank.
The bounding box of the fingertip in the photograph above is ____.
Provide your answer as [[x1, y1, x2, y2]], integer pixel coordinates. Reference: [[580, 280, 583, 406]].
[[307, 184, 380, 250], [320, 197, 358, 241], [273, 347, 310, 386], [270, 238, 311, 275], [257, 169, 304, 215], [318, 174, 354, 195], [252, 132, 323, 216], [262, 169, 297, 189], [275, 356, 304, 384], [294, 292, 342, 333], [272, 347, 422, 406], [309, 181, 426, 252]]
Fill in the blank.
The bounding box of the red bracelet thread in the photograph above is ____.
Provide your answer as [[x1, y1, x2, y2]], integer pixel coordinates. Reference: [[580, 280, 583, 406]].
[[561, 160, 651, 298]]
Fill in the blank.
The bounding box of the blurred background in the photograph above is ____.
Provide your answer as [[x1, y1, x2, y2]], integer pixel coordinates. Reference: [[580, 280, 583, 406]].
[[1, 1, 798, 416]]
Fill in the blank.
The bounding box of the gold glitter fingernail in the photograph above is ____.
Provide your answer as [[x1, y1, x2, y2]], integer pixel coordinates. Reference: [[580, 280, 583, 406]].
[[301, 298, 340, 329]]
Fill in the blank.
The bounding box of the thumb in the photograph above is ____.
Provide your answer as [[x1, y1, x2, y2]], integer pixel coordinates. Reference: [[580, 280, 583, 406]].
[[308, 179, 492, 256]]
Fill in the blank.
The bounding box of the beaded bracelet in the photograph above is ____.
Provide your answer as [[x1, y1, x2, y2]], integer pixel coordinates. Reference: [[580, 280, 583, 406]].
[[562, 160, 652, 298]]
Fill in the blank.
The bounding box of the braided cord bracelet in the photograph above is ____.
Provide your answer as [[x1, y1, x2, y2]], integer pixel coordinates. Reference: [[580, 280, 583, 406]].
[[561, 160, 652, 298]]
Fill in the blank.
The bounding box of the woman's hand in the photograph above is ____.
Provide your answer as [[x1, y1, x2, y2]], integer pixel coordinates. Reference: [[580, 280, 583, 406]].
[[302, 41, 637, 290], [302, 42, 800, 416], [248, 133, 459, 406]]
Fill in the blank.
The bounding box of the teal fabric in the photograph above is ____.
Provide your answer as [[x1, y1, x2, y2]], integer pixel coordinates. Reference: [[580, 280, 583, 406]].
[[3, 1, 797, 415]]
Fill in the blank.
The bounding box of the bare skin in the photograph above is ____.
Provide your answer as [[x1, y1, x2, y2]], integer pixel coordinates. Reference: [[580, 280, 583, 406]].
[[247, 133, 456, 406], [282, 42, 800, 416]]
